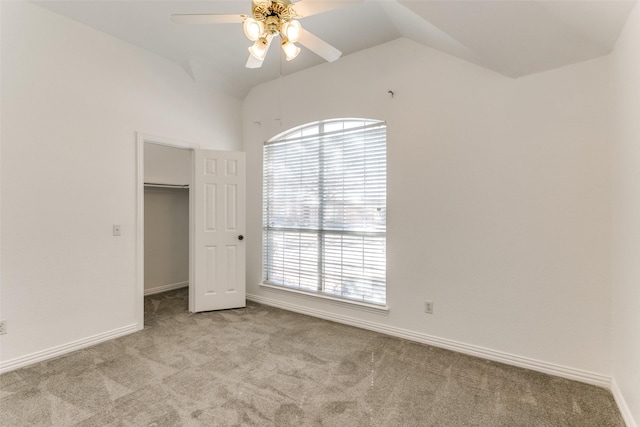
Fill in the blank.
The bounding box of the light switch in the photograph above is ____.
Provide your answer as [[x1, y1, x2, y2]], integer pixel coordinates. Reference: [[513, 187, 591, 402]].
[[113, 225, 121, 236]]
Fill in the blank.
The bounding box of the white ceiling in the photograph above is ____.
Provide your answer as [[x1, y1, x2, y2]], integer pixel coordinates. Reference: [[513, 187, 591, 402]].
[[32, 0, 637, 99]]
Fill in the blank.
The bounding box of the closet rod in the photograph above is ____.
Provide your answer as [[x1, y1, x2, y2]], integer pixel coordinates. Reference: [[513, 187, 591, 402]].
[[144, 182, 189, 189]]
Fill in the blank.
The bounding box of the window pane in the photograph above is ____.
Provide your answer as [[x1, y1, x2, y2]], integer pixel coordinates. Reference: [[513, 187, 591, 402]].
[[264, 230, 318, 292], [322, 234, 386, 305], [264, 119, 387, 305]]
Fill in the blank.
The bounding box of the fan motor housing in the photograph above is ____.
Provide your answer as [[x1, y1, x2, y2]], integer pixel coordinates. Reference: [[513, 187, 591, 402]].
[[252, 0, 296, 25]]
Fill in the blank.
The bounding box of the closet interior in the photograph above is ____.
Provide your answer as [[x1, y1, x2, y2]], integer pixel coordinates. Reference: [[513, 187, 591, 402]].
[[143, 143, 191, 296]]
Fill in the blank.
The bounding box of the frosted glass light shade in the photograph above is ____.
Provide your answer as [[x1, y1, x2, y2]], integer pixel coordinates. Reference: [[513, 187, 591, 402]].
[[248, 37, 270, 60], [243, 18, 263, 41], [282, 39, 300, 61], [282, 20, 301, 43]]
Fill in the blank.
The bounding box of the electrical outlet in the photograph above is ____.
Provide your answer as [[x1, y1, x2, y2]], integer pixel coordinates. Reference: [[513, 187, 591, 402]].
[[0, 320, 7, 335], [424, 301, 434, 314]]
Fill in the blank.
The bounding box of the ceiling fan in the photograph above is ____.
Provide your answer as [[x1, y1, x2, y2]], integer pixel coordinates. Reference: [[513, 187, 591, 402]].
[[172, 0, 352, 69]]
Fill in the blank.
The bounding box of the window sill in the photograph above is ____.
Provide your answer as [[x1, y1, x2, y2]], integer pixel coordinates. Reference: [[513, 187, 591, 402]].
[[259, 282, 390, 315]]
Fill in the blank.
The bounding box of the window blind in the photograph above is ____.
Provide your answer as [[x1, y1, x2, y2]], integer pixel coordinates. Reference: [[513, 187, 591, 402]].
[[263, 119, 386, 305]]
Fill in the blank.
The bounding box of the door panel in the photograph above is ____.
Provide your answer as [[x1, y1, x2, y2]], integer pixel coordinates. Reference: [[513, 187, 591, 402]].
[[191, 149, 246, 312]]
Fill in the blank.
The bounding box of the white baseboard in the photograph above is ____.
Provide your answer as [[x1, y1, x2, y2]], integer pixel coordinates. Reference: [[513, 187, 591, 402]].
[[612, 378, 638, 427], [144, 281, 188, 296], [247, 293, 611, 388], [0, 324, 139, 374]]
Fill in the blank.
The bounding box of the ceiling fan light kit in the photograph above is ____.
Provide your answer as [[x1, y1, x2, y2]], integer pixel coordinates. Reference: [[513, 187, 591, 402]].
[[282, 20, 301, 43], [172, 0, 344, 69], [281, 38, 301, 61], [244, 1, 302, 61], [248, 36, 272, 61], [242, 17, 264, 41]]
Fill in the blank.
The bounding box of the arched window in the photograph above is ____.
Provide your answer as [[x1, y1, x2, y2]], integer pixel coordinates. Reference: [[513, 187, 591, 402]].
[[262, 118, 386, 306]]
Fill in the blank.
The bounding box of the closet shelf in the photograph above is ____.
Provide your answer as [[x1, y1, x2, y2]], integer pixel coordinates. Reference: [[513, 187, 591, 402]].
[[144, 183, 189, 189]]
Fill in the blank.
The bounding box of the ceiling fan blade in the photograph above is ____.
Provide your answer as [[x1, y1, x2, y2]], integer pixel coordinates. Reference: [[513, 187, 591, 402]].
[[298, 29, 342, 62], [292, 1, 362, 18], [171, 14, 245, 24], [246, 54, 264, 69]]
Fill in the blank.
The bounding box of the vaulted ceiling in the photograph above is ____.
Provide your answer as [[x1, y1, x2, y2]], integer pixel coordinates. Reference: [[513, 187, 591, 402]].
[[33, 0, 637, 98]]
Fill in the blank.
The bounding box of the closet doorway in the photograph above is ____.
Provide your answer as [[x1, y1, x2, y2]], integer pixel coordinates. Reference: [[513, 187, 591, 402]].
[[144, 143, 191, 297], [135, 134, 247, 329]]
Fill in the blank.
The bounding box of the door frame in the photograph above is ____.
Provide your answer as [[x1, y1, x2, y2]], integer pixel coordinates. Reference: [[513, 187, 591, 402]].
[[135, 133, 200, 329]]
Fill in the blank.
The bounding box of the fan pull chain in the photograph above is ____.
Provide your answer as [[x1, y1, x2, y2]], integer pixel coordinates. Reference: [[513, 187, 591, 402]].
[[276, 46, 284, 126]]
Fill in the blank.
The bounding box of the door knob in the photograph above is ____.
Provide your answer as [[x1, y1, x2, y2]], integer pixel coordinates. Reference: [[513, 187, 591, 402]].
[[238, 235, 244, 241]]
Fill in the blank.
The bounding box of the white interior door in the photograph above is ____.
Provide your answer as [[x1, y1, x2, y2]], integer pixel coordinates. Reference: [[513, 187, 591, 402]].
[[190, 149, 246, 312]]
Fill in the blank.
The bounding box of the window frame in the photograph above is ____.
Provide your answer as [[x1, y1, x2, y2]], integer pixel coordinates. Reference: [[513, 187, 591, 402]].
[[261, 118, 388, 311]]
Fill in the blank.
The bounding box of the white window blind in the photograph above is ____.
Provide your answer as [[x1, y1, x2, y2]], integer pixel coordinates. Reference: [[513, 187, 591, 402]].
[[263, 119, 386, 305]]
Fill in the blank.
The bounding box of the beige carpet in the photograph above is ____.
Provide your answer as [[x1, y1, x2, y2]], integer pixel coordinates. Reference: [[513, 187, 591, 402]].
[[0, 288, 625, 426]]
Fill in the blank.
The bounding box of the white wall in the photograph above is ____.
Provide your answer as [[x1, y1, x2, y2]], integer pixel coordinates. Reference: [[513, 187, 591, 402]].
[[0, 2, 241, 366], [144, 187, 189, 293], [610, 2, 640, 426], [144, 143, 191, 186], [244, 38, 612, 379]]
